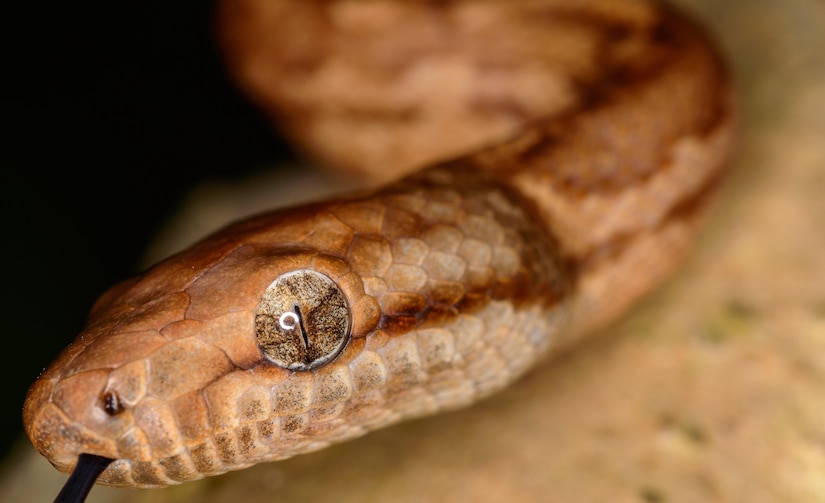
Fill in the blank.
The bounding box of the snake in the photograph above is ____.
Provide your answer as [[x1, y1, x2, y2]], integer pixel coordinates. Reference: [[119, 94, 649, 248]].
[[22, 0, 737, 500]]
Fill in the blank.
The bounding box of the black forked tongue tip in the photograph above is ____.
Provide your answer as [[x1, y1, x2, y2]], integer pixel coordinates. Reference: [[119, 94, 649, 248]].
[[53, 453, 114, 503]]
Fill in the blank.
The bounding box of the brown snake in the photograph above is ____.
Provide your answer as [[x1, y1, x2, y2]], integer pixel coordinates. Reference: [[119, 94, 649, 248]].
[[23, 0, 737, 494]]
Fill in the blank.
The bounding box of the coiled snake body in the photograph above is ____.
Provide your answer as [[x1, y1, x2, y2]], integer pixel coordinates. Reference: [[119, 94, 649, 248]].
[[23, 0, 736, 493]]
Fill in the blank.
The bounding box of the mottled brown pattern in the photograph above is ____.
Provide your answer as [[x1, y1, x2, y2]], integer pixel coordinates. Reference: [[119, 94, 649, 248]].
[[22, 0, 735, 490]]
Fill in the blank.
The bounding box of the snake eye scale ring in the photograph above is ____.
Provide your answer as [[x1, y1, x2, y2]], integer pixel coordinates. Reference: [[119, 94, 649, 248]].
[[23, 0, 737, 498], [255, 270, 351, 371]]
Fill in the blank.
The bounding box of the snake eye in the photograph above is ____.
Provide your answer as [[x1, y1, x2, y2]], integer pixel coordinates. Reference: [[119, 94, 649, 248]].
[[255, 269, 351, 371], [102, 390, 124, 416]]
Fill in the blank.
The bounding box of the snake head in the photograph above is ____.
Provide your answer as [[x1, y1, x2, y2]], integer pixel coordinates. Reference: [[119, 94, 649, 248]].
[[21, 205, 381, 486], [22, 177, 567, 488]]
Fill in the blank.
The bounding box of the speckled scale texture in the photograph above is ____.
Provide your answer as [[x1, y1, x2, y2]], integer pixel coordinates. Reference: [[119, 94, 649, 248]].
[[23, 168, 570, 487], [23, 0, 737, 490]]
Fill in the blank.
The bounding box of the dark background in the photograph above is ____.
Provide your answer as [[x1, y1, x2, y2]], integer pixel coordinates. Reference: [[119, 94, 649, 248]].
[[2, 1, 296, 461]]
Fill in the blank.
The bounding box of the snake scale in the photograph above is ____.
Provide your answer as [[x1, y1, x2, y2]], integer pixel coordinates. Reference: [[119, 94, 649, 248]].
[[23, 0, 736, 495]]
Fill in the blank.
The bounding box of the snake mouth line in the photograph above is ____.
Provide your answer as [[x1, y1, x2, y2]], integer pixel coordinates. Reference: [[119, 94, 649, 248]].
[[53, 453, 114, 503]]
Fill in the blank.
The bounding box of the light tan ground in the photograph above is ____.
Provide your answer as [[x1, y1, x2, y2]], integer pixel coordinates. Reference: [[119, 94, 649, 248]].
[[3, 1, 824, 502]]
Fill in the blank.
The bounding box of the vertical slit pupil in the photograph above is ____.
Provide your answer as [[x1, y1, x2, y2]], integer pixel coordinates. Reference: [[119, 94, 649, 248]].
[[293, 303, 311, 351]]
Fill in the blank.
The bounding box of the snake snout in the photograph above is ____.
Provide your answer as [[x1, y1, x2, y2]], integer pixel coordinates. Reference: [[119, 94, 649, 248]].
[[23, 367, 128, 473]]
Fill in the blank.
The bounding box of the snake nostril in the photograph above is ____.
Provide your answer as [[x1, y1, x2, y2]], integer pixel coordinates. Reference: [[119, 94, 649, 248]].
[[102, 390, 124, 416]]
